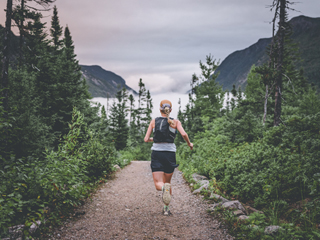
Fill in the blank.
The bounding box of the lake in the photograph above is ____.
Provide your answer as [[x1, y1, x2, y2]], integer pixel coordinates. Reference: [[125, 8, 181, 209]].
[[91, 92, 234, 120], [92, 93, 190, 120]]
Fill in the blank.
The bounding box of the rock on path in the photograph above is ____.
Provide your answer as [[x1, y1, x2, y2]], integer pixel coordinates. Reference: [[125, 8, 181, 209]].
[[55, 161, 233, 240]]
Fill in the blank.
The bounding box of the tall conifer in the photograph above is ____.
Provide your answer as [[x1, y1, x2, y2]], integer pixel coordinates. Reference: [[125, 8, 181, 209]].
[[50, 5, 63, 50], [109, 88, 129, 150]]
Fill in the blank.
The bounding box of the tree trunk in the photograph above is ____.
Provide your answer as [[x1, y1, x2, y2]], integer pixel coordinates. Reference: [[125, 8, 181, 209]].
[[1, 0, 13, 117], [273, 0, 286, 126], [263, 84, 268, 125], [19, 0, 25, 66]]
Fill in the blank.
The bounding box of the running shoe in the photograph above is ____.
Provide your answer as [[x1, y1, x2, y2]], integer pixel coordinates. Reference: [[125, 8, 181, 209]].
[[162, 183, 171, 205], [163, 205, 171, 216]]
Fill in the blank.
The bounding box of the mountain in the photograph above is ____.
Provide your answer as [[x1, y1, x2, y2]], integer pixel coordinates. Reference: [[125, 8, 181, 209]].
[[80, 65, 137, 98], [0, 25, 135, 98], [215, 15, 320, 90]]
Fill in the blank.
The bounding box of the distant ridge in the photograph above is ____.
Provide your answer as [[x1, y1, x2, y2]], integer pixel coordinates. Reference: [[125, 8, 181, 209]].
[[0, 25, 135, 98], [215, 15, 320, 90], [81, 65, 137, 98]]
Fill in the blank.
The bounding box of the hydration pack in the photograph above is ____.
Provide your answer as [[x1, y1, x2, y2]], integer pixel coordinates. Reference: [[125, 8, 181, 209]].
[[153, 117, 177, 143]]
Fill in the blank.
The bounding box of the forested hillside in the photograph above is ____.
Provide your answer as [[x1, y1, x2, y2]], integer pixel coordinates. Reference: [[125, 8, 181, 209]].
[[81, 65, 137, 98], [216, 15, 320, 90]]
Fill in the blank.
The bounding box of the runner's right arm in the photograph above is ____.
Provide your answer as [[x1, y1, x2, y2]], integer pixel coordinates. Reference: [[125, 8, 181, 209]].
[[144, 119, 155, 143]]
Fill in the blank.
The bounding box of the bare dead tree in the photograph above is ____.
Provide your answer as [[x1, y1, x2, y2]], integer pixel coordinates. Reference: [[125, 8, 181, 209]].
[[262, 0, 280, 125], [273, 0, 286, 126]]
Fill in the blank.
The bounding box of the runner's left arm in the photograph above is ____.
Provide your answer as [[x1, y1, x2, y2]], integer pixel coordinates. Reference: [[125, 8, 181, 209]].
[[144, 120, 154, 143], [176, 120, 193, 150]]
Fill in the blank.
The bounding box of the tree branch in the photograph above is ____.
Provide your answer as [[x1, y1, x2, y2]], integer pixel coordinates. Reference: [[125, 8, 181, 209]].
[[25, 4, 51, 11], [283, 73, 298, 95]]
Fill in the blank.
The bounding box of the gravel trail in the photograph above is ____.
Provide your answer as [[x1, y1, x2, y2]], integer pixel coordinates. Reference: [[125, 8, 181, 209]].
[[56, 161, 233, 240]]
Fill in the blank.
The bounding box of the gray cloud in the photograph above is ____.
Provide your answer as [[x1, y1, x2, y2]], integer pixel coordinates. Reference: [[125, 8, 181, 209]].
[[1, 0, 319, 93]]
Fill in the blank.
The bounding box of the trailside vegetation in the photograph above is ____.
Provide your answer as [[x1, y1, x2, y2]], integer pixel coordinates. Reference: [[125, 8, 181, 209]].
[[0, 2, 153, 235], [0, 3, 130, 238], [176, 2, 320, 238]]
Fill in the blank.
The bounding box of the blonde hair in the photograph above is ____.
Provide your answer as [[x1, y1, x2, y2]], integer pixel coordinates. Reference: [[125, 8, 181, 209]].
[[160, 100, 174, 126]]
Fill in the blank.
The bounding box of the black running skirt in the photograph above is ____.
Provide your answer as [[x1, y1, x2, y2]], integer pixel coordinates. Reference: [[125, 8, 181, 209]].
[[151, 151, 179, 174]]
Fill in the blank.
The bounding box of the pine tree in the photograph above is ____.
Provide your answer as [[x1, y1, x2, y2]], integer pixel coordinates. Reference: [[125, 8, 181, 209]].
[[230, 85, 237, 111], [50, 5, 63, 50], [8, 69, 51, 157], [17, 12, 58, 150], [176, 98, 185, 144], [244, 65, 267, 119], [109, 88, 129, 150], [54, 25, 91, 135], [101, 105, 107, 120], [127, 94, 139, 147], [128, 94, 134, 124], [144, 90, 153, 126], [183, 55, 223, 135], [194, 55, 223, 119], [26, 13, 60, 143], [137, 78, 147, 130]]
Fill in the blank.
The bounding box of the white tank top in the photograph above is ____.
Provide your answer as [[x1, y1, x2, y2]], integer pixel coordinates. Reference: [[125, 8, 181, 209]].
[[151, 142, 176, 152]]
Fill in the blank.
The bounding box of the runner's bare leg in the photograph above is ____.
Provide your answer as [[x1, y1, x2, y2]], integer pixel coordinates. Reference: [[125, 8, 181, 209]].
[[152, 172, 173, 194]]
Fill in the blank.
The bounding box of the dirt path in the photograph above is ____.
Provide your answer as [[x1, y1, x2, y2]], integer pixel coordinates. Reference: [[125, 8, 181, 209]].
[[54, 161, 233, 240]]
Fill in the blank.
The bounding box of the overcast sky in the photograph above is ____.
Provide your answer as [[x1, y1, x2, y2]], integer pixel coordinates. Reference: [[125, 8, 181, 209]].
[[1, 0, 320, 94]]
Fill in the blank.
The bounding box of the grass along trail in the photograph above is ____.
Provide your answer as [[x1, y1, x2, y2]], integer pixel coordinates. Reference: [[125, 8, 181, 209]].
[[53, 161, 233, 239]]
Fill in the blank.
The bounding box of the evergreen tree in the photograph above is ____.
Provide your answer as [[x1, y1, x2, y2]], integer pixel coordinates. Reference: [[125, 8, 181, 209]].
[[54, 25, 91, 136], [128, 94, 134, 124], [109, 88, 129, 150], [144, 90, 153, 127], [230, 85, 237, 111], [137, 78, 147, 130], [127, 94, 139, 147], [244, 65, 269, 121], [50, 5, 63, 50], [101, 105, 107, 119], [94, 105, 110, 142], [183, 55, 223, 136], [176, 98, 185, 144], [15, 12, 59, 150], [194, 55, 224, 120], [29, 14, 61, 143], [8, 69, 51, 157]]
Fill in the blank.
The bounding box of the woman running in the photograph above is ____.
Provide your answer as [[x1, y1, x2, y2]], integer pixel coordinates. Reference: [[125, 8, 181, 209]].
[[144, 99, 193, 215]]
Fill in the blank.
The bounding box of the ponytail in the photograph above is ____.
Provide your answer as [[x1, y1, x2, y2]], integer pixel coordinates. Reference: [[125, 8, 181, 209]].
[[160, 100, 174, 126], [164, 106, 174, 126]]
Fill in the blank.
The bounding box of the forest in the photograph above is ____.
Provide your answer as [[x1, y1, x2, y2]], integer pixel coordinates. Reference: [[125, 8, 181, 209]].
[[1, 0, 320, 239]]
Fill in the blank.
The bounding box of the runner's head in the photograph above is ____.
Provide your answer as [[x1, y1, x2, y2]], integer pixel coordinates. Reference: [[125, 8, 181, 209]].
[[160, 100, 174, 125]]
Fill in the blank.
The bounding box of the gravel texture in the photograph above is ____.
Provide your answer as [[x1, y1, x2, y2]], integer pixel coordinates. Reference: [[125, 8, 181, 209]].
[[53, 161, 233, 240]]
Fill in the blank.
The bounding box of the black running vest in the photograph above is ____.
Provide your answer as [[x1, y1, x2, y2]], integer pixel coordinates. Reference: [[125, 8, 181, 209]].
[[153, 117, 177, 143]]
